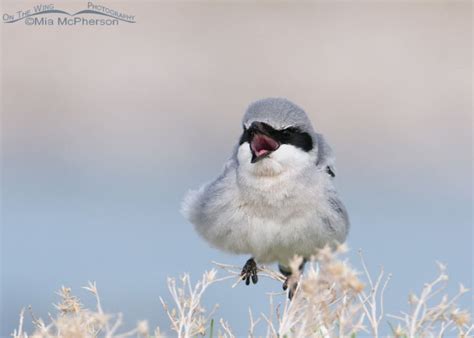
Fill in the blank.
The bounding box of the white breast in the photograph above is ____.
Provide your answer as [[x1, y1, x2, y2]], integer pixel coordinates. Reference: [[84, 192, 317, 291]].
[[182, 143, 340, 265]]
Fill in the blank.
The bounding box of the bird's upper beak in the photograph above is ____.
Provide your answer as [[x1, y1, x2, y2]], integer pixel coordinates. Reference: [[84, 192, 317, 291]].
[[249, 122, 280, 163]]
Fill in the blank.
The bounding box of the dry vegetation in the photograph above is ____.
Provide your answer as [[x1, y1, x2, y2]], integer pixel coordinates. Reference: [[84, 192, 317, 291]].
[[12, 246, 473, 338]]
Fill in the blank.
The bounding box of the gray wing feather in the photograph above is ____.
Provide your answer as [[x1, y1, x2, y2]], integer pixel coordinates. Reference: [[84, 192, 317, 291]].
[[314, 133, 336, 175]]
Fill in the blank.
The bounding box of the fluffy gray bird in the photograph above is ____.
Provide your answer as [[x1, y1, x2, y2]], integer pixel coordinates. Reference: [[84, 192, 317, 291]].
[[182, 98, 349, 296]]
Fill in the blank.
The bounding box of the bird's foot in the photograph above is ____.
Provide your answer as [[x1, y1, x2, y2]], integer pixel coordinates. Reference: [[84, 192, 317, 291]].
[[279, 259, 306, 300], [241, 258, 258, 285], [282, 274, 299, 300]]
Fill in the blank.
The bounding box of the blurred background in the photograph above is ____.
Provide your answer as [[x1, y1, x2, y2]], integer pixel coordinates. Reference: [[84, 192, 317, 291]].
[[1, 1, 472, 336]]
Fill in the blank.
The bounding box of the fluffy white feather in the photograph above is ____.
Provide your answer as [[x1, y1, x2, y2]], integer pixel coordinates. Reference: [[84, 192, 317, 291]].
[[182, 98, 349, 267]]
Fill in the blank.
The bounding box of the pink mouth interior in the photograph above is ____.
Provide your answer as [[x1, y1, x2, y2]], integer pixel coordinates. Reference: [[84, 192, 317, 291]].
[[251, 134, 280, 157]]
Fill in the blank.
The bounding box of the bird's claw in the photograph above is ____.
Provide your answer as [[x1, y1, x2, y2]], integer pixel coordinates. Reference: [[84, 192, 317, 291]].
[[241, 258, 258, 285], [283, 275, 299, 300]]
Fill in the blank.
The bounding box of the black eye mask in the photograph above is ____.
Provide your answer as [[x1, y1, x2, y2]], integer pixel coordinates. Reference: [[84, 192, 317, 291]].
[[239, 122, 314, 163], [239, 122, 313, 152]]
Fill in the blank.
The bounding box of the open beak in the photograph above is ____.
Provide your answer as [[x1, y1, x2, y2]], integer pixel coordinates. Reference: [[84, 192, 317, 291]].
[[249, 122, 280, 163]]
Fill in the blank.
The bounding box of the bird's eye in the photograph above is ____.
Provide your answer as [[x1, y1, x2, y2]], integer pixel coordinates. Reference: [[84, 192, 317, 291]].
[[282, 127, 296, 135]]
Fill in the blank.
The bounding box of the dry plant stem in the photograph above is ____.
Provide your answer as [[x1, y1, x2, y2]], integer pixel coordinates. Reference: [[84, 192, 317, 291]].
[[248, 308, 261, 338], [12, 247, 472, 338], [13, 283, 153, 338], [357, 249, 392, 338], [13, 308, 26, 338], [409, 272, 447, 336], [84, 282, 110, 329], [159, 270, 234, 338], [387, 262, 472, 338], [219, 318, 235, 338]]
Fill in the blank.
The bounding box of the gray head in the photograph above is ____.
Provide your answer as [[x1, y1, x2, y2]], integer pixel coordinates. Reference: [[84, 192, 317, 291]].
[[238, 98, 320, 164], [243, 98, 315, 134]]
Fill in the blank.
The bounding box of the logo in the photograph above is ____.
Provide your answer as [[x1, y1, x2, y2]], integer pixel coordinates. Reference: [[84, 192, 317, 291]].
[[3, 2, 135, 26]]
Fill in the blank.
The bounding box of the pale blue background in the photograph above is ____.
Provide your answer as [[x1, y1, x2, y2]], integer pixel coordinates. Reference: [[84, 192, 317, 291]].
[[1, 1, 472, 336]]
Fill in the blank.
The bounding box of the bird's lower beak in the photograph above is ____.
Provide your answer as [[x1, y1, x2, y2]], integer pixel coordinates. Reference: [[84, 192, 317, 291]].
[[250, 133, 280, 163]]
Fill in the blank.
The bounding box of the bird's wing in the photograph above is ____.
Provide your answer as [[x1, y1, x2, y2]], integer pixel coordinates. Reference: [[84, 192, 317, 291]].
[[314, 133, 336, 176]]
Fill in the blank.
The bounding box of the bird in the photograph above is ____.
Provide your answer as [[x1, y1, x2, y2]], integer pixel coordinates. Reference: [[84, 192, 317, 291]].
[[182, 98, 349, 298]]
